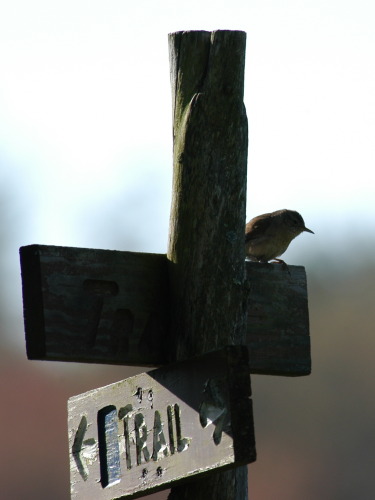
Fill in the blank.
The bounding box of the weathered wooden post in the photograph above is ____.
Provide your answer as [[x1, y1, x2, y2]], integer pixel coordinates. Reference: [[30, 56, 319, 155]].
[[167, 30, 249, 500]]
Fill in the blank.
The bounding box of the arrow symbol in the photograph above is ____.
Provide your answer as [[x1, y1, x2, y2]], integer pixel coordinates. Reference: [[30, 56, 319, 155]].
[[72, 416, 97, 481]]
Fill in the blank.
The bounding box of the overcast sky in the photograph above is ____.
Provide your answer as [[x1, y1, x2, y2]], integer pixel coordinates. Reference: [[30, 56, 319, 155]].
[[1, 0, 374, 257]]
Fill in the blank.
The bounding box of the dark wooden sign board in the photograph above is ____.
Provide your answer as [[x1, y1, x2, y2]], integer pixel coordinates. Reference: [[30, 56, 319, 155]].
[[20, 244, 311, 376], [68, 346, 255, 499]]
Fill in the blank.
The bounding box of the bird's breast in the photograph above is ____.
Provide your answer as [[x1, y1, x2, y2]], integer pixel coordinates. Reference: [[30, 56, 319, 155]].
[[245, 235, 291, 262]]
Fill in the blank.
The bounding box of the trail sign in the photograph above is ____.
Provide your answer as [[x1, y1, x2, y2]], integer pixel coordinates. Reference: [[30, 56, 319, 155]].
[[68, 346, 255, 499], [20, 244, 310, 375], [20, 245, 169, 366]]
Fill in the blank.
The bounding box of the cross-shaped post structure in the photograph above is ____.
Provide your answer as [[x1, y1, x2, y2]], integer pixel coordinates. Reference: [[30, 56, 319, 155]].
[[20, 31, 311, 500]]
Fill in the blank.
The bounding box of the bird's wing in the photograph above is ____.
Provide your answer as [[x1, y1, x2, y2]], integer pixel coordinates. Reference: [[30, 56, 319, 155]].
[[245, 213, 273, 242]]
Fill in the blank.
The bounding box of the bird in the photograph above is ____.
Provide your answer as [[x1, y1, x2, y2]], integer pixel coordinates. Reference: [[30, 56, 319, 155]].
[[245, 209, 314, 264]]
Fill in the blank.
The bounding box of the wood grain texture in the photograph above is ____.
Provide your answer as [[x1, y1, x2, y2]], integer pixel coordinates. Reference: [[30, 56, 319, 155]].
[[167, 30, 250, 500], [168, 29, 248, 359], [20, 244, 169, 366], [68, 346, 255, 499], [245, 261, 311, 376]]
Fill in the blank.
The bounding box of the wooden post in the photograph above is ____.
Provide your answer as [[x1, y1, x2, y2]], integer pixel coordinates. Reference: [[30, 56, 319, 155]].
[[167, 30, 249, 500]]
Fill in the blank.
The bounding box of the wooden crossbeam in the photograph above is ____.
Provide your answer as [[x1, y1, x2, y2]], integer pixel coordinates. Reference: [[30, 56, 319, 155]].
[[20, 244, 310, 376]]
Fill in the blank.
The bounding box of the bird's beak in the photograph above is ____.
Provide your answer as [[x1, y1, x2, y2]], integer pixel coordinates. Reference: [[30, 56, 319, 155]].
[[304, 227, 314, 234]]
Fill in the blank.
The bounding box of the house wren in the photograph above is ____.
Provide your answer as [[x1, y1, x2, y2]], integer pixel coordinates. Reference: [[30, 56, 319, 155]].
[[245, 209, 314, 263]]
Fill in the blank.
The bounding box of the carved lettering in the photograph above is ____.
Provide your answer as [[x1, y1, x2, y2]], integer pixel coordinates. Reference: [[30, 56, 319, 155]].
[[83, 279, 119, 348], [134, 413, 151, 465], [167, 404, 190, 454], [97, 406, 121, 487], [167, 404, 175, 454], [80, 277, 169, 362], [118, 404, 133, 470], [94, 402, 191, 487], [152, 411, 169, 461], [71, 415, 97, 481], [109, 308, 133, 355]]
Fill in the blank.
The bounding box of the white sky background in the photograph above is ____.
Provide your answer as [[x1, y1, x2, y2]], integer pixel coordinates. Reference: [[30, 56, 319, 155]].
[[1, 0, 375, 272]]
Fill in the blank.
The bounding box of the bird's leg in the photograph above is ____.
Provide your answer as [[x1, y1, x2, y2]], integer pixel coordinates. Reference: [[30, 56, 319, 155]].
[[271, 258, 291, 276]]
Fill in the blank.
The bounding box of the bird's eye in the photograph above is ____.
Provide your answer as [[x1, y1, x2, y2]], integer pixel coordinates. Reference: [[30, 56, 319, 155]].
[[292, 216, 302, 226]]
